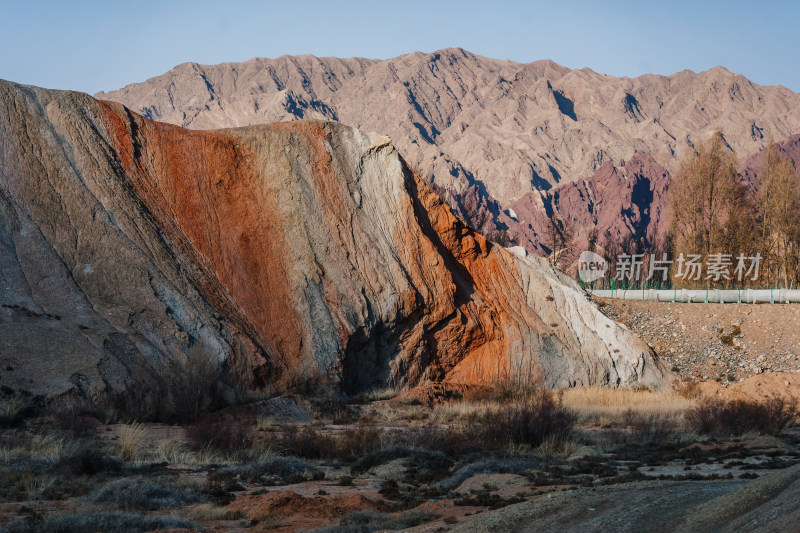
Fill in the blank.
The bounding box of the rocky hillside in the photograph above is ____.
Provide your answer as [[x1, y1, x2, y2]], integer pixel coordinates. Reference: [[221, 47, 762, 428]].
[[510, 153, 672, 254], [0, 81, 666, 405], [97, 48, 800, 254]]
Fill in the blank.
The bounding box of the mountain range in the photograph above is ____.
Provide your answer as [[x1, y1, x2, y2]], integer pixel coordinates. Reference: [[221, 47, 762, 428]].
[[98, 48, 800, 254]]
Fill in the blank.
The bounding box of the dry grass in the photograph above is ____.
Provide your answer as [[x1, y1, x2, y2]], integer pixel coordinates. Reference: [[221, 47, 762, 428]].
[[364, 386, 402, 402], [0, 393, 30, 426], [118, 423, 146, 462], [533, 436, 584, 459], [25, 475, 56, 500], [0, 432, 79, 467], [561, 386, 695, 426], [153, 438, 193, 464], [429, 401, 495, 423]]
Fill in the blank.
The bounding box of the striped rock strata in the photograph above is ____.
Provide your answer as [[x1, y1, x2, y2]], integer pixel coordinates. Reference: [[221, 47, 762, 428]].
[[0, 81, 666, 404]]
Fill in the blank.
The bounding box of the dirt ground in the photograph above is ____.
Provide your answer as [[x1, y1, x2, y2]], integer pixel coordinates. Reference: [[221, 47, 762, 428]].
[[2, 387, 799, 533], [2, 300, 800, 532]]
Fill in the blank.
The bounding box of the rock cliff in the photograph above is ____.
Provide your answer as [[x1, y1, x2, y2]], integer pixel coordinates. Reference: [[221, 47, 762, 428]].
[[0, 81, 666, 405]]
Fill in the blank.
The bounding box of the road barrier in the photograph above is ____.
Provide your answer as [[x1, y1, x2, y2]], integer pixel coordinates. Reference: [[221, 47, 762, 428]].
[[588, 287, 800, 303]]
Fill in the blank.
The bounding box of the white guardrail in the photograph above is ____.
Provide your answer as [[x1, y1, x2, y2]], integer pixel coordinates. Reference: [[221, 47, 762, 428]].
[[588, 288, 800, 304]]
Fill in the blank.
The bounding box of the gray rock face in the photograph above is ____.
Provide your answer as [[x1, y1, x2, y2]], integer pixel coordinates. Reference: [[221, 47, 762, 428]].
[[0, 80, 667, 407], [0, 81, 268, 402]]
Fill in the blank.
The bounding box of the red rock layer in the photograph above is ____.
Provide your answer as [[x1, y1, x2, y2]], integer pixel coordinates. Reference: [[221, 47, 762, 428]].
[[0, 81, 667, 400]]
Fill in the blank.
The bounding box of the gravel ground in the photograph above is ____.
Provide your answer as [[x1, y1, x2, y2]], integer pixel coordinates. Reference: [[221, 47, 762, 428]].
[[597, 298, 800, 383]]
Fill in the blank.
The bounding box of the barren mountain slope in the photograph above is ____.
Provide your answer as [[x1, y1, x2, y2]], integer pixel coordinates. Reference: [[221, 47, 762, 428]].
[[0, 80, 666, 404], [98, 48, 800, 206]]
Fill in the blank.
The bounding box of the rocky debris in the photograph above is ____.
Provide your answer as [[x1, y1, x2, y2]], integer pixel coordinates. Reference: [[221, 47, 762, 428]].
[[599, 299, 800, 384], [0, 80, 666, 405], [698, 373, 800, 403]]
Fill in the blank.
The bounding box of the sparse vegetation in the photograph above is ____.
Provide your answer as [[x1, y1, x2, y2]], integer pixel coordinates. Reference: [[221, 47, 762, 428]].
[[117, 423, 145, 462], [468, 388, 574, 448], [562, 386, 694, 426], [89, 477, 207, 510], [0, 381, 796, 531], [314, 509, 440, 533], [720, 325, 743, 347], [0, 393, 32, 427], [1, 512, 196, 533], [186, 414, 255, 453], [686, 397, 798, 436]]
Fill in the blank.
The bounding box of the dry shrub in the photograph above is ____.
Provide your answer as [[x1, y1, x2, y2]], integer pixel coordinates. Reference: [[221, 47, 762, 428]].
[[1, 512, 195, 533], [111, 345, 226, 424], [52, 413, 98, 438], [686, 397, 798, 437], [624, 409, 679, 444], [190, 502, 244, 521], [90, 477, 206, 510], [55, 446, 122, 476], [186, 414, 255, 452], [677, 379, 703, 400], [270, 423, 382, 461], [154, 438, 193, 464], [469, 389, 573, 448], [459, 385, 498, 403], [272, 426, 337, 460]]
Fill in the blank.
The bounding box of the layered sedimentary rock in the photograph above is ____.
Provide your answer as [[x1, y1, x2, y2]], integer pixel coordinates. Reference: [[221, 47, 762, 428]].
[[0, 80, 666, 402]]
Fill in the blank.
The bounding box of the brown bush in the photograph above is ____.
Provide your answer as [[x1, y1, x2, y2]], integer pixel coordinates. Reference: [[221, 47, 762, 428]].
[[469, 389, 574, 447], [187, 414, 255, 452], [677, 379, 703, 400], [269, 423, 382, 461], [686, 397, 798, 437], [272, 426, 338, 460], [624, 409, 678, 444], [52, 413, 98, 438], [109, 345, 226, 423]]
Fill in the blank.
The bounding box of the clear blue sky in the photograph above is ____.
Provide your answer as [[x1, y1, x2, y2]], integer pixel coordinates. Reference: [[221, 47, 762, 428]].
[[2, 0, 799, 94]]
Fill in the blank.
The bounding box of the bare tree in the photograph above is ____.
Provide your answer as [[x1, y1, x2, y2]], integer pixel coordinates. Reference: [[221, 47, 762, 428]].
[[669, 130, 746, 257], [668, 130, 758, 286], [757, 140, 800, 287], [543, 213, 575, 269]]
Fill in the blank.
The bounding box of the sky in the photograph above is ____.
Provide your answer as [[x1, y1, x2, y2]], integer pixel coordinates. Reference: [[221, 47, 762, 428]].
[[2, 0, 799, 95]]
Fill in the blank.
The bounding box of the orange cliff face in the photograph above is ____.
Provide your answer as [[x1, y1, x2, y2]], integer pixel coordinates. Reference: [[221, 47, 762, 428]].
[[98, 101, 302, 377], [0, 81, 667, 403]]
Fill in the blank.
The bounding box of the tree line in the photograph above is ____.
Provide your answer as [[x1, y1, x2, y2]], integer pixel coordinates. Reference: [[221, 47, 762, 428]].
[[548, 131, 800, 288], [668, 131, 799, 287]]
